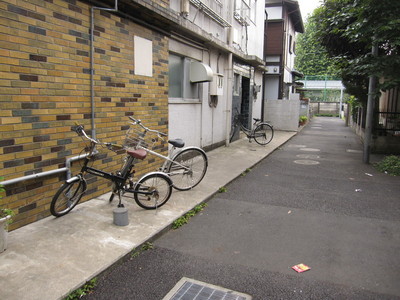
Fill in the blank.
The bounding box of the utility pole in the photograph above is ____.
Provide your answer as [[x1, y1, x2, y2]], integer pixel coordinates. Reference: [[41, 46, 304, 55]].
[[363, 42, 378, 164]]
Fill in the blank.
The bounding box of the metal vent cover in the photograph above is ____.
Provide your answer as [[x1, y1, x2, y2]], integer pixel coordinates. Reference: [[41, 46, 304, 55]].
[[163, 277, 252, 300]]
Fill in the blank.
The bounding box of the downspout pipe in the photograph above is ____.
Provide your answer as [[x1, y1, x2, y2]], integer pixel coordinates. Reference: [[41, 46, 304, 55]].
[[90, 0, 119, 139], [225, 2, 234, 146]]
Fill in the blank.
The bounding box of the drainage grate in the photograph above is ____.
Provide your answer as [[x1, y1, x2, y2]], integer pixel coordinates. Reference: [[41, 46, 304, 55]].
[[163, 277, 252, 300]]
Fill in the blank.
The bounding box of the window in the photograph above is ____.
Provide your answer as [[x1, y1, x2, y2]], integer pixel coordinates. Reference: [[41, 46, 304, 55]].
[[289, 35, 293, 54], [234, 0, 256, 24], [233, 73, 241, 95], [168, 54, 199, 100]]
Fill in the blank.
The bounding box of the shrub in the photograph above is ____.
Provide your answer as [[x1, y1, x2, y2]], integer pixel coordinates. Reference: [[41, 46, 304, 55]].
[[374, 155, 400, 176]]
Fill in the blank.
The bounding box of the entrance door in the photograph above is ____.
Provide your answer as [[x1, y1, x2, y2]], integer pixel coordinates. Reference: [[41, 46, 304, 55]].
[[231, 74, 251, 142]]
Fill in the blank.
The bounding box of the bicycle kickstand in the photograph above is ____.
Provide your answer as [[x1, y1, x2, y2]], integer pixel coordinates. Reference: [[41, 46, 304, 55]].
[[117, 190, 124, 208]]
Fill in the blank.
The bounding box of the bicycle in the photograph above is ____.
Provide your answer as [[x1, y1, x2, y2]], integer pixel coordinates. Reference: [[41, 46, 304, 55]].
[[124, 116, 208, 191], [230, 109, 274, 145], [50, 124, 173, 217]]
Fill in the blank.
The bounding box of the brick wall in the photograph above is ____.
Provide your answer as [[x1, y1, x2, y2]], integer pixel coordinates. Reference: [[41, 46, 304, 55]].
[[0, 0, 169, 230]]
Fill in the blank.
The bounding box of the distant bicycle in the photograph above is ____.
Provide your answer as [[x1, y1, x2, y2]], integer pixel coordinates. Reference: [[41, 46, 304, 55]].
[[124, 116, 208, 191], [50, 124, 172, 217], [230, 109, 274, 145]]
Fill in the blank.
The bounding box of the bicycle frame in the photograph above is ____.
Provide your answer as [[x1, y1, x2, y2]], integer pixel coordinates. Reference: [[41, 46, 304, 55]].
[[126, 117, 197, 174], [76, 151, 154, 197], [136, 143, 196, 176], [235, 118, 259, 139]]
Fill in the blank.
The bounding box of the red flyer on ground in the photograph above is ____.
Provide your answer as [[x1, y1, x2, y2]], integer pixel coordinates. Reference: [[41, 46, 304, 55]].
[[292, 263, 311, 273]]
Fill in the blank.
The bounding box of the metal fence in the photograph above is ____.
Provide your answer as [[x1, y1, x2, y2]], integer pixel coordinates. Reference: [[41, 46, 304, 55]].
[[375, 112, 400, 136]]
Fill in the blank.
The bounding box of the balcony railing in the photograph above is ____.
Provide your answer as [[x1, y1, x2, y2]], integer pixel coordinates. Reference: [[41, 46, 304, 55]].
[[189, 0, 231, 27]]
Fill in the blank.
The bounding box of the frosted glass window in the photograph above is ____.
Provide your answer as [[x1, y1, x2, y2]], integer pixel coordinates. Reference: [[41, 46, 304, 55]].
[[169, 55, 183, 97], [169, 54, 199, 99]]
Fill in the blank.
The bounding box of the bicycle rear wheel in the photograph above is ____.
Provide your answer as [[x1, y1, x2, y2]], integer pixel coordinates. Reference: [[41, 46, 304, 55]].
[[167, 148, 208, 191], [254, 123, 274, 145], [50, 179, 86, 217], [133, 173, 172, 209], [230, 123, 239, 142]]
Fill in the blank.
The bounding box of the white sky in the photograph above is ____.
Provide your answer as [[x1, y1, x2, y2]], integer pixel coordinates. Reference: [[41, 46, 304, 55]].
[[297, 0, 323, 21]]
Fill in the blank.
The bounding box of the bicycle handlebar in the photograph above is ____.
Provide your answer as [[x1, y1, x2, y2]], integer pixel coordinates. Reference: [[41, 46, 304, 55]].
[[128, 116, 167, 137], [71, 123, 123, 152], [71, 124, 97, 144]]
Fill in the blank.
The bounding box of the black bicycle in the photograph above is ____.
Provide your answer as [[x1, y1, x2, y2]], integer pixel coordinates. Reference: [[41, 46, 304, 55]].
[[230, 109, 274, 145], [50, 124, 173, 217]]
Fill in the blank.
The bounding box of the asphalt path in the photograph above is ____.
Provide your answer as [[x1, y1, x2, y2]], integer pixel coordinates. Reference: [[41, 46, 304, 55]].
[[83, 117, 400, 300]]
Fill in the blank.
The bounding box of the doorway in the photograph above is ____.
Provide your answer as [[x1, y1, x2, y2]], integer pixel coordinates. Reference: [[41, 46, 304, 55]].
[[231, 74, 251, 142]]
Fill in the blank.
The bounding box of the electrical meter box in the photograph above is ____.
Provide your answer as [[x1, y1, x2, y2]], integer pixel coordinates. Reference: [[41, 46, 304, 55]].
[[210, 73, 224, 96]]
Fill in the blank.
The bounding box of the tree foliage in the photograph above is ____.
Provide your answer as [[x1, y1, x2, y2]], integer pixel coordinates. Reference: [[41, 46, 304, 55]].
[[312, 0, 400, 103], [295, 17, 340, 77]]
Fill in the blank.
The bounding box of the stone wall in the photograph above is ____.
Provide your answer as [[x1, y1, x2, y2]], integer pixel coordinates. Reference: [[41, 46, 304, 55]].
[[264, 99, 300, 131]]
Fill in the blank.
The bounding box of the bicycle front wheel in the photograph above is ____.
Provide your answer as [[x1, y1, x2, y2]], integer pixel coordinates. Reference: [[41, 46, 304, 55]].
[[50, 179, 86, 217], [167, 148, 208, 191], [134, 173, 172, 209], [254, 123, 274, 145]]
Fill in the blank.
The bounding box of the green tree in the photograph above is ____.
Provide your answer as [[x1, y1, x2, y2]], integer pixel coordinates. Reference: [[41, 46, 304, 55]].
[[295, 18, 340, 77], [313, 0, 400, 103]]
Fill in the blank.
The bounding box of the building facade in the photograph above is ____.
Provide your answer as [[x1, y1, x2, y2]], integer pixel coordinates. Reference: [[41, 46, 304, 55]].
[[0, 0, 268, 229], [263, 0, 304, 131], [168, 0, 266, 146]]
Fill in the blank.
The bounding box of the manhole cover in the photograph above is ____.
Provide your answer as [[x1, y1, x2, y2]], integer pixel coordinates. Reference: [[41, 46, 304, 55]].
[[346, 149, 362, 153], [299, 148, 320, 152], [294, 160, 320, 165], [163, 277, 252, 300], [296, 154, 320, 159]]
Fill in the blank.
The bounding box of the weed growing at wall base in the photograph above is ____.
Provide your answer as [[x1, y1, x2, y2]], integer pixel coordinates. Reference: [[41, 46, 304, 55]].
[[172, 203, 207, 229], [374, 155, 400, 176], [65, 278, 97, 300]]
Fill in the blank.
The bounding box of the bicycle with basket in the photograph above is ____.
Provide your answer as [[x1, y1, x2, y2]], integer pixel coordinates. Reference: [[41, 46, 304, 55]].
[[123, 116, 208, 192]]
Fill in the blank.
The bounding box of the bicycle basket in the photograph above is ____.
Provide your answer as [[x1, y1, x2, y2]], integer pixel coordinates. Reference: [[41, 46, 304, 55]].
[[124, 128, 158, 150]]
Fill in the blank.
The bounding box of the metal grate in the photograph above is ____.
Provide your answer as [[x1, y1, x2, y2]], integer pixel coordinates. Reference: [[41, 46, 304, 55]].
[[163, 278, 252, 300]]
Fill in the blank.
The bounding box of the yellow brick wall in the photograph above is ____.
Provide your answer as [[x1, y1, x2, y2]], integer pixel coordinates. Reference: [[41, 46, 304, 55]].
[[0, 0, 169, 230]]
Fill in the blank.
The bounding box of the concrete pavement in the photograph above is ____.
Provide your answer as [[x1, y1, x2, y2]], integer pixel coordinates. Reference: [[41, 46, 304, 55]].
[[0, 129, 296, 300], [80, 117, 400, 300]]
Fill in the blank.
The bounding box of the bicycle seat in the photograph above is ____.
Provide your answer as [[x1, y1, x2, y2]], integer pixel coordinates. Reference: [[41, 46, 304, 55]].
[[168, 138, 185, 148], [127, 149, 147, 160]]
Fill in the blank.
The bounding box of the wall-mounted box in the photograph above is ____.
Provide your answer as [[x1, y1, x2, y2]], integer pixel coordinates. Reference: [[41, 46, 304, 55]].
[[210, 73, 224, 96]]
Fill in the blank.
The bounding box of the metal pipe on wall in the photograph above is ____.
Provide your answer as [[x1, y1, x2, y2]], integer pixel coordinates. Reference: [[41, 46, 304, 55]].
[[0, 153, 89, 186], [90, 0, 119, 140]]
